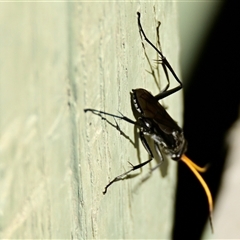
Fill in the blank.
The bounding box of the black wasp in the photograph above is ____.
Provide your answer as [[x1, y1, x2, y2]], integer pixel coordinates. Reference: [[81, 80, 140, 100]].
[[84, 12, 213, 232]]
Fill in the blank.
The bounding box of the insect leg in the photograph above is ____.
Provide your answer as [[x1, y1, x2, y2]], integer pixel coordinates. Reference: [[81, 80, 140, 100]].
[[139, 131, 154, 158], [150, 141, 164, 172], [103, 167, 138, 195], [140, 27, 161, 92], [103, 158, 153, 195], [103, 131, 154, 194], [137, 12, 183, 100], [84, 108, 137, 125], [155, 20, 170, 93]]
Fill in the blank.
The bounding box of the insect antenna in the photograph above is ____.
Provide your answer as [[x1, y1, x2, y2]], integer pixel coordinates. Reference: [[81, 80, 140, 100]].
[[181, 154, 214, 233]]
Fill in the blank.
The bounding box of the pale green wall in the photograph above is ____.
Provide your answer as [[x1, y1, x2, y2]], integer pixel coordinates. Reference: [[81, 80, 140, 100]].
[[0, 2, 182, 238]]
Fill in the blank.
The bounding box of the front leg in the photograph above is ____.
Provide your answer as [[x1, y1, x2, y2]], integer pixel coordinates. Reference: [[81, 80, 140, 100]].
[[84, 108, 137, 125]]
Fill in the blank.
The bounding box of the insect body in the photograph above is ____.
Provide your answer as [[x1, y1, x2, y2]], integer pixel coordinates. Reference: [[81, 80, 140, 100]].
[[131, 88, 187, 160], [84, 12, 213, 232]]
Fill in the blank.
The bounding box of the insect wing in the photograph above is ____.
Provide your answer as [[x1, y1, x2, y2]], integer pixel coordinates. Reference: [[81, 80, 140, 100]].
[[134, 88, 180, 134]]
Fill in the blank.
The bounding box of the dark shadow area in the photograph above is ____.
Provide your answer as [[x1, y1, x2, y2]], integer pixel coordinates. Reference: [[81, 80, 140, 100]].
[[172, 1, 240, 239]]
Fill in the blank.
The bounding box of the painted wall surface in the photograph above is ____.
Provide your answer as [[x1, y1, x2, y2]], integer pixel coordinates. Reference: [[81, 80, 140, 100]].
[[0, 2, 182, 239]]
